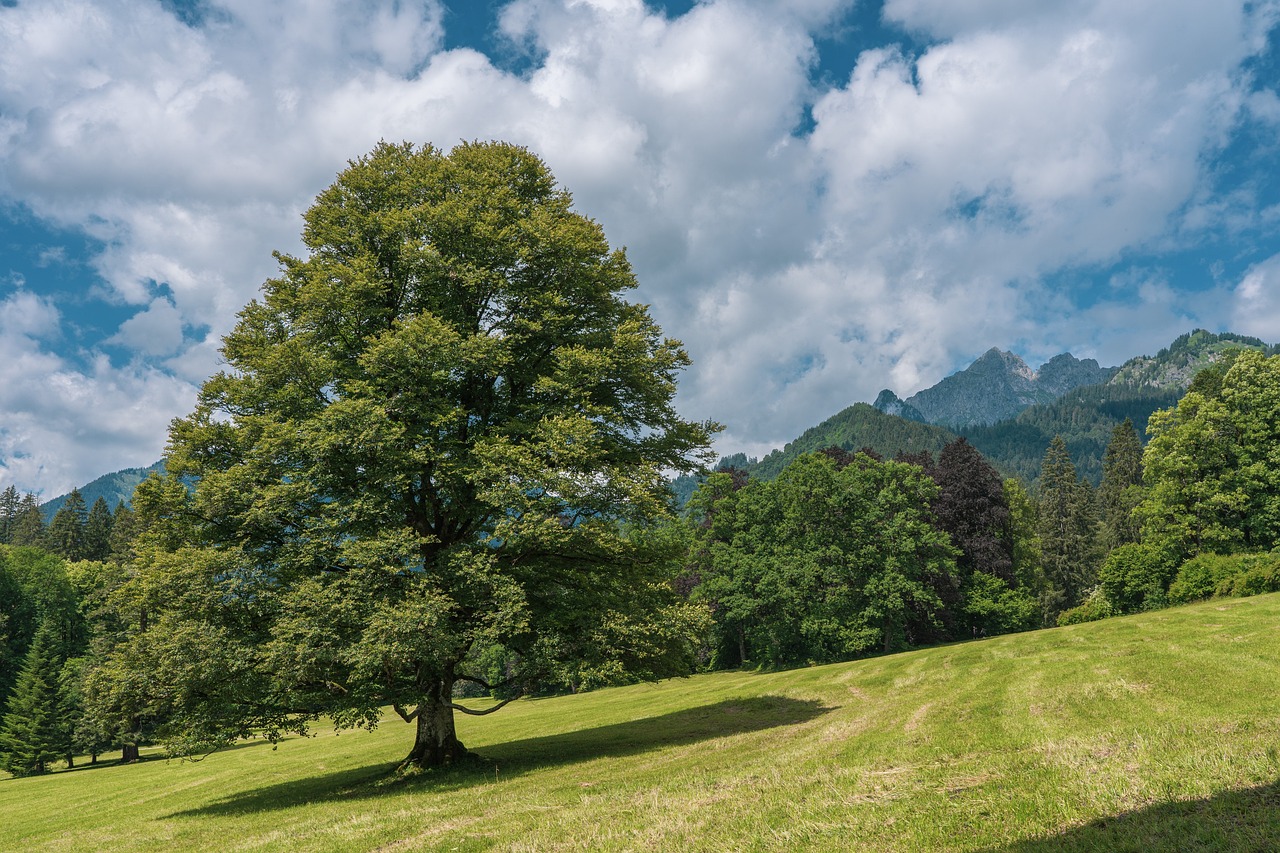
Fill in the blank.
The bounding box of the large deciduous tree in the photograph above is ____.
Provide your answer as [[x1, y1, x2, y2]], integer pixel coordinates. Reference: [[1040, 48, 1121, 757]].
[[691, 452, 956, 667], [930, 439, 1036, 637], [1139, 349, 1280, 562], [123, 141, 715, 770]]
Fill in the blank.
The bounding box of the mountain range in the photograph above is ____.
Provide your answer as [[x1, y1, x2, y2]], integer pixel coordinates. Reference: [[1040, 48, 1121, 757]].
[[37, 330, 1276, 513], [875, 349, 1115, 427], [675, 329, 1274, 499]]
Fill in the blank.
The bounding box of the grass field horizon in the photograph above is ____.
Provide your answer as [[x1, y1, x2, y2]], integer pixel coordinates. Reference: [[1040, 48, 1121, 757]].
[[4, 594, 1279, 851]]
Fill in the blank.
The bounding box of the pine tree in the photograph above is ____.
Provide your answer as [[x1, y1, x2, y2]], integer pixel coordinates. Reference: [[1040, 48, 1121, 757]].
[[83, 497, 115, 562], [0, 558, 28, 708], [1037, 437, 1100, 622], [1098, 418, 1144, 550], [0, 621, 70, 776], [10, 493, 46, 548], [0, 485, 19, 545], [45, 489, 88, 561], [108, 502, 138, 563]]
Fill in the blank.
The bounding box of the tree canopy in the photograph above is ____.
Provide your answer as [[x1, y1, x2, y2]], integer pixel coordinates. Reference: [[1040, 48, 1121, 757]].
[[1139, 349, 1280, 562], [107, 140, 716, 770]]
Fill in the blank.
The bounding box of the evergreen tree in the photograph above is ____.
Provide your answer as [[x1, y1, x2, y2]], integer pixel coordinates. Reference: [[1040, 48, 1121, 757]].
[[0, 485, 19, 544], [108, 502, 138, 563], [83, 498, 115, 562], [1098, 418, 1144, 550], [0, 621, 71, 776], [0, 556, 31, 709], [1004, 478, 1045, 607], [1037, 437, 1100, 622], [45, 488, 88, 561], [11, 494, 45, 547]]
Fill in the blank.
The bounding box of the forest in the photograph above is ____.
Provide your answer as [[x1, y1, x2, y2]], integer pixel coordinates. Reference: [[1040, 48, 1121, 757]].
[[2, 141, 1280, 780]]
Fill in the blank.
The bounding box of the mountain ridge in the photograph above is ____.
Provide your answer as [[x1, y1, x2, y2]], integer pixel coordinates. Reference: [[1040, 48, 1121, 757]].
[[39, 460, 165, 521], [700, 329, 1273, 494], [879, 348, 1116, 428]]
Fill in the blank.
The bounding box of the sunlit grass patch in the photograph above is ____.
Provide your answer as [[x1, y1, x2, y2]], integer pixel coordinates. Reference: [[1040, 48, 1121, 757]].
[[3, 594, 1279, 851]]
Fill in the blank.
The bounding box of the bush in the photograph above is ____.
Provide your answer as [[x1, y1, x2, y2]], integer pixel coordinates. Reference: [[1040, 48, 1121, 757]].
[[1056, 588, 1116, 626], [1168, 553, 1244, 604], [1223, 552, 1280, 597], [1097, 543, 1174, 614]]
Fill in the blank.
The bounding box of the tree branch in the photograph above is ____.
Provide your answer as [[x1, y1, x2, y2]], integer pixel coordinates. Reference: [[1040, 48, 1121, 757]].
[[445, 693, 522, 716]]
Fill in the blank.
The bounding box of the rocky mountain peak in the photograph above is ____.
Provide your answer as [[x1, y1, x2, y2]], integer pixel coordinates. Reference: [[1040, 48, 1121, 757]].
[[872, 389, 928, 423], [883, 348, 1115, 428]]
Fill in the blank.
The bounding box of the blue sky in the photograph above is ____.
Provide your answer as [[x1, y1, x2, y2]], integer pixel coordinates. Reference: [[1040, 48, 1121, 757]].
[[2, 0, 1280, 496]]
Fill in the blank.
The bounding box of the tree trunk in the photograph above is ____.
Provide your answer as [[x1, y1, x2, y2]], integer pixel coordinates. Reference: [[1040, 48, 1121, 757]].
[[121, 743, 140, 763], [401, 680, 468, 770], [737, 625, 747, 666]]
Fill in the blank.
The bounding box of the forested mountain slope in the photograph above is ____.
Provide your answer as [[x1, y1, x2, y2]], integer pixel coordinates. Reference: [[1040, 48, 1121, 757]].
[[39, 461, 164, 521], [681, 329, 1274, 496]]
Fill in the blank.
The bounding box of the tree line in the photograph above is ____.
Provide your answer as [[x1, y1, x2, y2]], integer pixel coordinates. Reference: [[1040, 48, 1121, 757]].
[[678, 347, 1280, 671], [0, 487, 134, 562], [8, 348, 1275, 776]]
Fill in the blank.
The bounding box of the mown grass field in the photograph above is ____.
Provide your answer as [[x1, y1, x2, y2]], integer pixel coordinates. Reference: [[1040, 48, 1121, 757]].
[[3, 594, 1280, 852]]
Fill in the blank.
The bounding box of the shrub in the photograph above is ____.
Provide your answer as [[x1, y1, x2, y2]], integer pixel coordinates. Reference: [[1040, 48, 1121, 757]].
[[1097, 543, 1174, 614], [1224, 552, 1280, 597], [1056, 588, 1116, 626], [1168, 553, 1245, 604]]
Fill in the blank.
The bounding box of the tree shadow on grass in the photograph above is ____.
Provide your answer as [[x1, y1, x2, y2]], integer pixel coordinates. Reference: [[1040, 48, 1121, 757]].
[[169, 695, 831, 818], [982, 780, 1280, 853]]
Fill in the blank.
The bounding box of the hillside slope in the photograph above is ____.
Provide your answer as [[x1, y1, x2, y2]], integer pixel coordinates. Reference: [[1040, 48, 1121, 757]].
[[3, 594, 1278, 852], [750, 403, 958, 480], [40, 460, 164, 520]]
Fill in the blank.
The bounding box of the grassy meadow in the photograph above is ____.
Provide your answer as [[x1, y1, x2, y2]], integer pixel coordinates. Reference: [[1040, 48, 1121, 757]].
[[3, 594, 1280, 851]]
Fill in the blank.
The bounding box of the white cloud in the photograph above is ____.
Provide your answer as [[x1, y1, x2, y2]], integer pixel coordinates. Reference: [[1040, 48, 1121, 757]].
[[108, 296, 185, 357], [1233, 255, 1280, 338], [0, 290, 61, 341], [721, 0, 1266, 447], [0, 292, 194, 496], [0, 0, 1275, 493]]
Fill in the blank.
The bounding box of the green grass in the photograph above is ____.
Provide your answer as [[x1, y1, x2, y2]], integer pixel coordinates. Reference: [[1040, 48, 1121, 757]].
[[4, 594, 1280, 851]]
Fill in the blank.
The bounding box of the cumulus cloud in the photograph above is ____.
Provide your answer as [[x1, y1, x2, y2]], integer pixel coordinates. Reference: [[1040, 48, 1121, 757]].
[[0, 291, 194, 496], [699, 0, 1269, 448], [107, 296, 184, 356], [0, 0, 1275, 493], [1233, 254, 1280, 338]]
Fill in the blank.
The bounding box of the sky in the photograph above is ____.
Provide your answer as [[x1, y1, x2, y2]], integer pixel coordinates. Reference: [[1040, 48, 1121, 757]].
[[3, 0, 1280, 497]]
